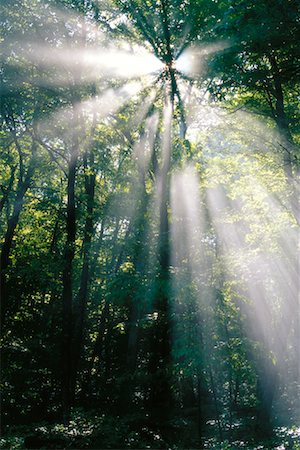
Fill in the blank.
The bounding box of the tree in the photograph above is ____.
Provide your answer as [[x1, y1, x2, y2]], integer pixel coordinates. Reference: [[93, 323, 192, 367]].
[[1, 0, 299, 447]]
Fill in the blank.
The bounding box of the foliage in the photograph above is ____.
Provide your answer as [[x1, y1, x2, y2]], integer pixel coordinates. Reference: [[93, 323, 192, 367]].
[[0, 0, 299, 448]]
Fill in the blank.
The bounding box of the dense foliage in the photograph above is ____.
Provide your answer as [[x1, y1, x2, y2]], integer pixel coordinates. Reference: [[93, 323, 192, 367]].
[[0, 0, 299, 448]]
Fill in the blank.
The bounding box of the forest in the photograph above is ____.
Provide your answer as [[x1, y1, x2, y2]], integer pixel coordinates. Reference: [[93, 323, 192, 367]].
[[0, 0, 299, 448]]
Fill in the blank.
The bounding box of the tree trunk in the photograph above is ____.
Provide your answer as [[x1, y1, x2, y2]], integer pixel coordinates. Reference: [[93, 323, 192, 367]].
[[148, 99, 173, 420], [1, 148, 35, 323], [70, 155, 96, 404], [269, 54, 299, 225], [125, 184, 149, 373], [0, 165, 16, 215], [268, 52, 300, 405], [61, 155, 77, 424]]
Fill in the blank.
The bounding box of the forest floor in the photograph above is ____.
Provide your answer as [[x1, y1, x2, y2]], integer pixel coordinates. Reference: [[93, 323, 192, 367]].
[[1, 407, 300, 449]]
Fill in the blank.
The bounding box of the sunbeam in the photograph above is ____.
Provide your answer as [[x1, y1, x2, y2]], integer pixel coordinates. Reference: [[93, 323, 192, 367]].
[[133, 112, 159, 174], [205, 151, 299, 422], [1, 0, 299, 448], [36, 81, 145, 146], [176, 42, 230, 76]]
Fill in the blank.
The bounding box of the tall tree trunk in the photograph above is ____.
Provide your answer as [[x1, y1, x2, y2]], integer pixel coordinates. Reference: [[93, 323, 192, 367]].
[[148, 99, 173, 419], [0, 146, 36, 323], [269, 54, 299, 225], [265, 53, 300, 426], [84, 216, 128, 396], [61, 153, 77, 423], [61, 94, 84, 423], [70, 153, 96, 404], [146, 7, 187, 409], [123, 182, 149, 409]]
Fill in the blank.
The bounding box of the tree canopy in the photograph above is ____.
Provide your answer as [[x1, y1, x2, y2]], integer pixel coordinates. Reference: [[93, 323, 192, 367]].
[[0, 0, 299, 448]]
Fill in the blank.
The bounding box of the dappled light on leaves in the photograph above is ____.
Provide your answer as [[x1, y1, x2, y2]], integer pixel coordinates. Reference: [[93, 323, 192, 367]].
[[1, 0, 299, 449]]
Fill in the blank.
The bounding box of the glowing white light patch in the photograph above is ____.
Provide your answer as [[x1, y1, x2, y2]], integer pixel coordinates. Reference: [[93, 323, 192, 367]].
[[29, 44, 163, 78], [95, 47, 164, 77], [176, 41, 230, 76]]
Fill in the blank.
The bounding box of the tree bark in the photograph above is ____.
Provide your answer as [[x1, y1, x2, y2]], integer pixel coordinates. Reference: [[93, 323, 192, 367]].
[[0, 165, 16, 215], [60, 97, 84, 419], [148, 98, 173, 419], [61, 154, 77, 423], [70, 152, 96, 404], [268, 52, 300, 412], [0, 145, 36, 323], [269, 54, 299, 225]]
